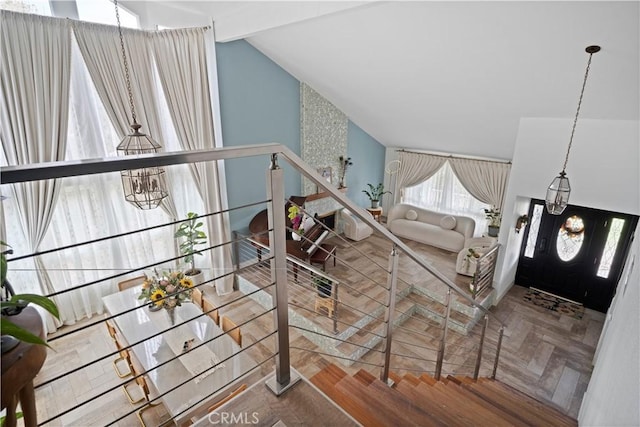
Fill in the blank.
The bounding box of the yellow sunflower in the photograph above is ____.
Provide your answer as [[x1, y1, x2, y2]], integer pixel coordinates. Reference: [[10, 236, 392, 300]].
[[180, 277, 194, 289], [150, 288, 166, 306]]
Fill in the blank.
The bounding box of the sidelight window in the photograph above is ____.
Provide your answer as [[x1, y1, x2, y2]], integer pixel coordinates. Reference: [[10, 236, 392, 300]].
[[524, 204, 544, 258], [596, 218, 625, 278]]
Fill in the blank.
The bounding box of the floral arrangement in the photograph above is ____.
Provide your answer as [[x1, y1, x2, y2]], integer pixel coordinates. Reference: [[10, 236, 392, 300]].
[[139, 270, 194, 308], [287, 205, 314, 236], [338, 156, 353, 188]]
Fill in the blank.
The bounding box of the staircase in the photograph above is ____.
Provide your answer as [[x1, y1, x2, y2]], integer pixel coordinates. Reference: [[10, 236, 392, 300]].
[[310, 364, 577, 427]]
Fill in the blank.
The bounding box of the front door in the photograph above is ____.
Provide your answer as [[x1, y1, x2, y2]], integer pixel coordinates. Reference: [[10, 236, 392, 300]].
[[516, 200, 637, 312]]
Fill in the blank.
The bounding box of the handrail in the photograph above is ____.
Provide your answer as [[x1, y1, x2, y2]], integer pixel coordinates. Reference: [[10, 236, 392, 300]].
[[1, 143, 504, 327]]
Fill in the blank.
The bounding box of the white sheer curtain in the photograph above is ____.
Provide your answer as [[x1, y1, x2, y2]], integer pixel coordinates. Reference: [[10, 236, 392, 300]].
[[151, 28, 233, 294], [403, 163, 491, 236], [0, 10, 71, 330], [395, 151, 447, 203], [71, 20, 180, 221], [449, 157, 511, 211]]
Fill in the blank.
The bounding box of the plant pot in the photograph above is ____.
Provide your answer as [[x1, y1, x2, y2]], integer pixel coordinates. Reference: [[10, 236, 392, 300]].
[[185, 269, 204, 287], [488, 225, 500, 237], [370, 200, 380, 209]]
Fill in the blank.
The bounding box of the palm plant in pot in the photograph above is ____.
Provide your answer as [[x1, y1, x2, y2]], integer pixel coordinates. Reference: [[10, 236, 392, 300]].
[[362, 183, 391, 209], [174, 212, 208, 285]]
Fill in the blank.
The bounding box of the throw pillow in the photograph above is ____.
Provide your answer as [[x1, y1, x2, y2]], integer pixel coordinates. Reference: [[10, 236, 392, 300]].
[[440, 215, 456, 230], [405, 209, 418, 221]]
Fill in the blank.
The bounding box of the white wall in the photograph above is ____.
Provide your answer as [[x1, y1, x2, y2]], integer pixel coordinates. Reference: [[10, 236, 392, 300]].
[[578, 227, 639, 426], [494, 118, 640, 301]]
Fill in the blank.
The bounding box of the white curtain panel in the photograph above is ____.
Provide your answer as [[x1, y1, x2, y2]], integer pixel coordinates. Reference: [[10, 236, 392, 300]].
[[0, 10, 72, 330], [396, 151, 447, 203], [449, 158, 511, 211], [151, 28, 234, 294], [71, 20, 179, 220]]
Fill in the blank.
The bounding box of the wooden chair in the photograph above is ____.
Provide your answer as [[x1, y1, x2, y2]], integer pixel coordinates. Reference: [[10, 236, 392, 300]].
[[191, 287, 204, 311], [113, 337, 135, 378], [202, 297, 219, 326], [118, 274, 147, 292], [123, 354, 165, 427], [207, 384, 248, 413], [221, 316, 242, 347]]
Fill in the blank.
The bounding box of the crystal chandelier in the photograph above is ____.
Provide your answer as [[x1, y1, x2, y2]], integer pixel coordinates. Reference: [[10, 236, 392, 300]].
[[114, 0, 168, 209], [545, 45, 600, 215]]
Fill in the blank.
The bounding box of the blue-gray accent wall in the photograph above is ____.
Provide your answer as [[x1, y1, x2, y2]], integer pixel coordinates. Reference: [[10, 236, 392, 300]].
[[215, 39, 385, 231]]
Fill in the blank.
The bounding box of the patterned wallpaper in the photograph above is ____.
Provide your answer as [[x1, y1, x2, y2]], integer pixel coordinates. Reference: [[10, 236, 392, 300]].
[[300, 83, 347, 216]]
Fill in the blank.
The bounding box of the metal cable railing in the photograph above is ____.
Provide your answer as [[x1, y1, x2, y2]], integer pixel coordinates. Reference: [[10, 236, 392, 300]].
[[1, 144, 507, 426]]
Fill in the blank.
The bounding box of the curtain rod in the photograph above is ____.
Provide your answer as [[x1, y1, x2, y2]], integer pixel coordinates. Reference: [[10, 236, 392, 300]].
[[396, 148, 511, 165]]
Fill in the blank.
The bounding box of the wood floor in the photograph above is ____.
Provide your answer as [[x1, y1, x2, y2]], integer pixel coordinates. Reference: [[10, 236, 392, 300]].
[[29, 228, 604, 425]]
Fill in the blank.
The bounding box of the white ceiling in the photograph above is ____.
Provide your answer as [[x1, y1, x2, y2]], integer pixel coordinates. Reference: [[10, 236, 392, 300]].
[[128, 1, 640, 160]]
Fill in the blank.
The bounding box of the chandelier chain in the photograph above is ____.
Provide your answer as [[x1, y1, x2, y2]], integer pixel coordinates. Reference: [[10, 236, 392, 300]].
[[562, 52, 594, 173], [114, 0, 137, 125]]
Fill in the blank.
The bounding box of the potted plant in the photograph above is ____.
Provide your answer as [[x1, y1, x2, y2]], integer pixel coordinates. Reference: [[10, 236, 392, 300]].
[[313, 275, 333, 298], [174, 212, 208, 284], [515, 214, 529, 233], [362, 183, 391, 209], [1, 242, 59, 351], [484, 208, 501, 237]]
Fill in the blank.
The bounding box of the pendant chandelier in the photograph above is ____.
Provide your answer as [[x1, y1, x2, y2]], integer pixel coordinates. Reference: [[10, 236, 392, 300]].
[[114, 0, 168, 210], [545, 45, 600, 215]]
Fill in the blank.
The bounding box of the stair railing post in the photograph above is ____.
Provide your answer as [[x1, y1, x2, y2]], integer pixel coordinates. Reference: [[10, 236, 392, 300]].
[[473, 314, 489, 380], [492, 325, 505, 380], [435, 288, 451, 380], [265, 154, 300, 395], [380, 245, 399, 385]]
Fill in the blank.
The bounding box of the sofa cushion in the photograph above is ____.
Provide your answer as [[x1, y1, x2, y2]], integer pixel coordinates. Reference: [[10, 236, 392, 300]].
[[440, 215, 456, 230], [405, 209, 418, 221]]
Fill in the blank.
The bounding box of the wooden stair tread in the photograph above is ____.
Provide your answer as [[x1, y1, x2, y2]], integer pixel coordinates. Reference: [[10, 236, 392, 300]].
[[432, 381, 527, 426], [402, 373, 422, 386], [353, 369, 376, 386], [388, 371, 403, 386], [395, 380, 477, 426], [463, 380, 577, 427], [310, 366, 384, 427], [476, 380, 577, 427], [419, 373, 438, 385]]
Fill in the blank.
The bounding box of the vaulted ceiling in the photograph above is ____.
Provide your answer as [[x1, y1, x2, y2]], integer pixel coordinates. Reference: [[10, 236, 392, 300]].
[[125, 1, 639, 160]]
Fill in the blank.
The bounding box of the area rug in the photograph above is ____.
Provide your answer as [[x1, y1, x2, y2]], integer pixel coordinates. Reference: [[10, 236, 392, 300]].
[[523, 288, 585, 320]]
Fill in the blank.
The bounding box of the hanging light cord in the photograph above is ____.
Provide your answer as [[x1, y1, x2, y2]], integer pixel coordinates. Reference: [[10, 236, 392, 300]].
[[114, 0, 137, 126], [561, 51, 595, 173]]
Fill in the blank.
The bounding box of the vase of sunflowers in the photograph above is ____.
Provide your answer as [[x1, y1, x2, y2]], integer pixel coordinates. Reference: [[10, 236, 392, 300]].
[[139, 270, 193, 323]]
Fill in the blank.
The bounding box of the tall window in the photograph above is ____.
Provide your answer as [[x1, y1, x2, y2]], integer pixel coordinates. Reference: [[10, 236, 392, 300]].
[[403, 162, 491, 235]]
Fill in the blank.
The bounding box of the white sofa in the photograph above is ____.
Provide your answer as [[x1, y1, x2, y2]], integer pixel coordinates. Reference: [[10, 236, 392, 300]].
[[341, 209, 373, 241], [455, 237, 498, 276], [386, 204, 475, 252]]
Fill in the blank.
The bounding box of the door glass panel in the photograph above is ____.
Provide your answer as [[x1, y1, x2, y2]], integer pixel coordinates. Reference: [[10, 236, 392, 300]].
[[524, 204, 544, 258], [596, 218, 625, 278], [556, 215, 585, 261]]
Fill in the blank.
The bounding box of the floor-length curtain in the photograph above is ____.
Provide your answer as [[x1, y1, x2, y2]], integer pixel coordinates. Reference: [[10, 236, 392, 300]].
[[71, 21, 179, 221], [151, 28, 234, 294], [449, 158, 511, 211], [396, 151, 447, 203], [0, 10, 71, 331]]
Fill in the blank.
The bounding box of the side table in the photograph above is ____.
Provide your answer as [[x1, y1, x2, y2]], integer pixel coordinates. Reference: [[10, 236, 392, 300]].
[[366, 207, 383, 223], [1, 307, 48, 427]]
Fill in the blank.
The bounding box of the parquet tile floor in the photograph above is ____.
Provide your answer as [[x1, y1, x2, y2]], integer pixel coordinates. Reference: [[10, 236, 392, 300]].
[[29, 229, 603, 425]]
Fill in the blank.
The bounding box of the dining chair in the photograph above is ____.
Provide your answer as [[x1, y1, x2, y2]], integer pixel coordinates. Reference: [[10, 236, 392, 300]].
[[202, 297, 219, 326], [118, 274, 147, 292], [106, 321, 134, 378], [206, 383, 248, 413], [191, 287, 203, 311], [122, 353, 167, 427], [221, 316, 242, 347]]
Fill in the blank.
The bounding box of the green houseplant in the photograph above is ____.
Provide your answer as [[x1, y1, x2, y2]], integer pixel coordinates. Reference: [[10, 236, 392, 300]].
[[174, 213, 208, 278], [362, 183, 391, 209], [484, 208, 501, 237], [1, 242, 59, 349]]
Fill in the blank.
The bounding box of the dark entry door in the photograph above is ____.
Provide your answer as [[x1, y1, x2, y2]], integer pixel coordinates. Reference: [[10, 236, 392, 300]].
[[516, 200, 637, 312]]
